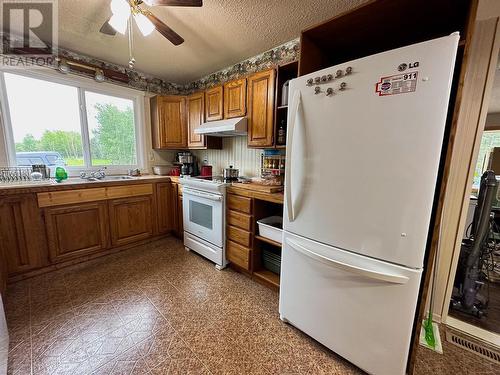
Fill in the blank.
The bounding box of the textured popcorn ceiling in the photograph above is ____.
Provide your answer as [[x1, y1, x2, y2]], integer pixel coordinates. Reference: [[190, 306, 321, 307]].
[[58, 0, 368, 84]]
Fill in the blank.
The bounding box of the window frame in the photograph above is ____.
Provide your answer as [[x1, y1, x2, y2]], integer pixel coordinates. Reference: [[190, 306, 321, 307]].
[[0, 68, 147, 176]]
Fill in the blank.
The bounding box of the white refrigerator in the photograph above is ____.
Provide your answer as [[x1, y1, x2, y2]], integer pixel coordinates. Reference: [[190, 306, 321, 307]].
[[279, 34, 459, 375]]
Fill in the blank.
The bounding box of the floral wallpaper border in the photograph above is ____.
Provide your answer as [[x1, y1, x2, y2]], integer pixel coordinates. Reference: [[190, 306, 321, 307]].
[[184, 38, 300, 92], [2, 35, 300, 95]]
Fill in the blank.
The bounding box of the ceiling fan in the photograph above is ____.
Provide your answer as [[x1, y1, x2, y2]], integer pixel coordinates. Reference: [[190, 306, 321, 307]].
[[99, 0, 202, 47]]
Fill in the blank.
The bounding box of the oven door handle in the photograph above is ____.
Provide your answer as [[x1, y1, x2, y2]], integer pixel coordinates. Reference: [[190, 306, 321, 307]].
[[183, 187, 222, 201]]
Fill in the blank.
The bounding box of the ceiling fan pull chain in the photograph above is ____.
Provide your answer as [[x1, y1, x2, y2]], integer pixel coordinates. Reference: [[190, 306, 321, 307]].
[[128, 16, 136, 69]]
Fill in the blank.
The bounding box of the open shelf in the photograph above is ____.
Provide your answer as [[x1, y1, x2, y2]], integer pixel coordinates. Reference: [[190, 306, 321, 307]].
[[253, 269, 280, 288], [274, 61, 298, 149], [255, 235, 282, 248]]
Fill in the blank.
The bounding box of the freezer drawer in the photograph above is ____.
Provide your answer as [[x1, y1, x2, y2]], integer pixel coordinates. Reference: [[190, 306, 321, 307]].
[[279, 232, 422, 375]]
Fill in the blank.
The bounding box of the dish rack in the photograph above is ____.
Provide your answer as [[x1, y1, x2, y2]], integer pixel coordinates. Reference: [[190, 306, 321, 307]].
[[0, 167, 38, 183]]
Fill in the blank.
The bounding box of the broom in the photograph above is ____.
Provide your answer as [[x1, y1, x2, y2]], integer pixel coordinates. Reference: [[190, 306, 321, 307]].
[[419, 222, 443, 353]]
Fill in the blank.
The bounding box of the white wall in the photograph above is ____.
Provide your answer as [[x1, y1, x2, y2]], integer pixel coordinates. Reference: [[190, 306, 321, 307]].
[[190, 137, 262, 177]]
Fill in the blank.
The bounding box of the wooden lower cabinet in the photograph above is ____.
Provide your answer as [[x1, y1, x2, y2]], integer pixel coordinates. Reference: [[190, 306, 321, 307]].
[[226, 240, 250, 270], [227, 194, 252, 213], [0, 195, 47, 274], [227, 225, 252, 248], [177, 193, 184, 237], [44, 201, 109, 263], [156, 182, 176, 234], [109, 196, 153, 247]]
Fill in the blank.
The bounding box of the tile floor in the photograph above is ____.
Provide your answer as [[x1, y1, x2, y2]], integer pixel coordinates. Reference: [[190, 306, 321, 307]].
[[4, 237, 500, 374]]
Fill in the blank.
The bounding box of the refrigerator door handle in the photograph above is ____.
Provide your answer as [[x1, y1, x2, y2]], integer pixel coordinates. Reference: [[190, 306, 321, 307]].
[[287, 238, 410, 285], [286, 90, 302, 222]]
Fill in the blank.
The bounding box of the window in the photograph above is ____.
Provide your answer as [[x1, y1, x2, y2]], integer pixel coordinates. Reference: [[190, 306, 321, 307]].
[[1, 72, 143, 172], [473, 130, 500, 189]]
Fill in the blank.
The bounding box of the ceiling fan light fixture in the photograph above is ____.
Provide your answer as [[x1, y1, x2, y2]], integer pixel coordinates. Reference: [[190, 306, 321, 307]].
[[110, 0, 131, 18], [134, 13, 155, 36], [109, 13, 128, 34]]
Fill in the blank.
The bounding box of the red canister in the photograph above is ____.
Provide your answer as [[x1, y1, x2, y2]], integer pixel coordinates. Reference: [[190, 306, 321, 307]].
[[170, 166, 181, 176], [200, 165, 212, 177]]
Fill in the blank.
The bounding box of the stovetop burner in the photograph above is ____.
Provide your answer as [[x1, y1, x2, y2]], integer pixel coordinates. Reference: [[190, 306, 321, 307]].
[[196, 176, 237, 183], [179, 175, 232, 194]]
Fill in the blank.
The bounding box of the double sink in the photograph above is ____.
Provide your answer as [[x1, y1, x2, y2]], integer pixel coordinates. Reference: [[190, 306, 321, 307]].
[[81, 175, 137, 182]]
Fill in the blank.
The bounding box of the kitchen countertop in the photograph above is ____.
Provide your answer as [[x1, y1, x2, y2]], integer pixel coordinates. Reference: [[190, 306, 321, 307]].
[[227, 185, 284, 204], [0, 175, 172, 196]]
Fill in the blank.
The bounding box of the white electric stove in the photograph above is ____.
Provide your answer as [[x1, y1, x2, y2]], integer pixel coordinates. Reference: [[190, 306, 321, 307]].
[[179, 176, 233, 269]]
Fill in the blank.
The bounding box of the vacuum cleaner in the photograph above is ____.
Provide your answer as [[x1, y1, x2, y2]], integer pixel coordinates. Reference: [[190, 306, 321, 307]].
[[450, 170, 499, 318]]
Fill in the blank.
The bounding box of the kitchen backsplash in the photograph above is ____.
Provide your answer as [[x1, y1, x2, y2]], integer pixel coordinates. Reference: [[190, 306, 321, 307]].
[[191, 137, 262, 178]]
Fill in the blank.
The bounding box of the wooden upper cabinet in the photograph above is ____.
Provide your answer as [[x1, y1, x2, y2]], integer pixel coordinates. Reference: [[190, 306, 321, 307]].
[[44, 201, 109, 264], [151, 95, 187, 149], [187, 92, 206, 148], [0, 194, 47, 275], [247, 69, 276, 148], [205, 85, 224, 121], [224, 78, 247, 119]]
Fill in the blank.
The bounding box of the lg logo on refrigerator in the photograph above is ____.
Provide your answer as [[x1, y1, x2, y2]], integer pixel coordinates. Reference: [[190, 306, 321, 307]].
[[397, 62, 419, 72]]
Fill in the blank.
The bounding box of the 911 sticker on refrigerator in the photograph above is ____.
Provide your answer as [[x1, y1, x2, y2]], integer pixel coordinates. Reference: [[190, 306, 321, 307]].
[[375, 71, 418, 96]]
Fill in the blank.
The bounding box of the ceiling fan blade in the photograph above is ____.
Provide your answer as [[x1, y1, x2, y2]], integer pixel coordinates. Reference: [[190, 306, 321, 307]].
[[145, 12, 184, 45], [143, 0, 202, 6], [99, 18, 117, 36]]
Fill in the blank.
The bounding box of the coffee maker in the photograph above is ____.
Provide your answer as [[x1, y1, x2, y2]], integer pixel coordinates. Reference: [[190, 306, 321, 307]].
[[177, 152, 197, 176]]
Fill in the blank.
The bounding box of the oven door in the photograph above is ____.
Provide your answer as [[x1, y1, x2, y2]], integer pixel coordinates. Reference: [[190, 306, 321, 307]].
[[183, 187, 224, 247]]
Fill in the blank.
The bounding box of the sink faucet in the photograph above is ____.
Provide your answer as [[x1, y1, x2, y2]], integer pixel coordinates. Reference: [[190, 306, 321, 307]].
[[80, 167, 107, 180]]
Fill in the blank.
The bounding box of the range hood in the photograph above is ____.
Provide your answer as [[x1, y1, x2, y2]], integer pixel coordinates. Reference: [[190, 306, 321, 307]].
[[195, 117, 247, 137]]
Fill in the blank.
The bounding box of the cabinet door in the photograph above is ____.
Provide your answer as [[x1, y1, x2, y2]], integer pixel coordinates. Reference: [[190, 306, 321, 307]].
[[151, 95, 187, 149], [224, 78, 247, 118], [156, 182, 176, 234], [177, 194, 184, 237], [45, 202, 109, 263], [109, 196, 153, 247], [187, 92, 206, 148], [247, 69, 276, 147], [0, 195, 46, 275], [205, 85, 223, 121]]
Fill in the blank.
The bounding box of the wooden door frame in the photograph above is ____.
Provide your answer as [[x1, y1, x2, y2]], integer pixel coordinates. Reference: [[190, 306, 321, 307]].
[[408, 13, 500, 373], [439, 17, 500, 336]]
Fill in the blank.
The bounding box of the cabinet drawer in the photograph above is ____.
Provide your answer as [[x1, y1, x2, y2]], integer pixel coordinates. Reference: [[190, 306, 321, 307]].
[[227, 194, 252, 214], [227, 225, 252, 247], [37, 184, 153, 207], [227, 210, 252, 231], [226, 240, 250, 270]]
